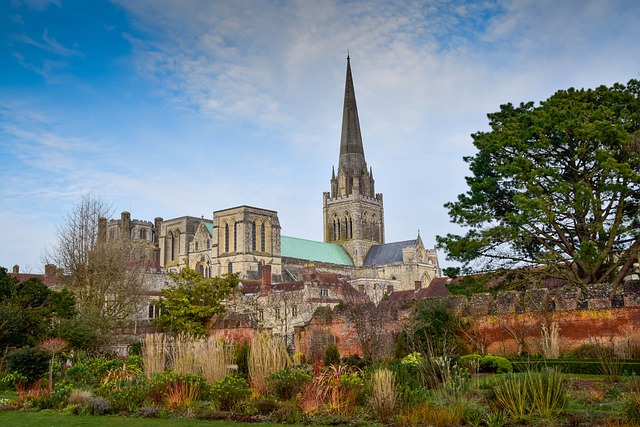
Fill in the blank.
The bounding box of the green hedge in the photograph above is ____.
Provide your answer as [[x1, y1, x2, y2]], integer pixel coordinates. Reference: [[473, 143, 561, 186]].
[[509, 359, 640, 375]]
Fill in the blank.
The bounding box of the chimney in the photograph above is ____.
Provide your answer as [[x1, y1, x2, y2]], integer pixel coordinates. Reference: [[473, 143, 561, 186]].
[[121, 211, 131, 240], [44, 264, 57, 287], [98, 217, 107, 242], [12, 265, 19, 274], [302, 263, 317, 281], [260, 264, 272, 296], [415, 281, 422, 291]]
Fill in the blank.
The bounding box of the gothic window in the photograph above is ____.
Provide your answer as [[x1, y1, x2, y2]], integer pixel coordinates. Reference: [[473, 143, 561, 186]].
[[320, 288, 329, 297], [206, 239, 210, 249], [224, 223, 229, 253], [233, 222, 238, 251], [260, 222, 266, 252], [228, 262, 233, 273], [333, 215, 340, 241], [195, 241, 199, 251], [252, 221, 257, 251], [196, 263, 204, 276], [169, 231, 175, 261], [257, 261, 262, 277]]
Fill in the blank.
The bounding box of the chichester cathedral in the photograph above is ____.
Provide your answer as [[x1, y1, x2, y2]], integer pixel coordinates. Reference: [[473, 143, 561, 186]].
[[102, 57, 441, 302]]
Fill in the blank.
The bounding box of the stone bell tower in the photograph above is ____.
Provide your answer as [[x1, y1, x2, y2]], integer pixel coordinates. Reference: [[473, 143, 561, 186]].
[[323, 55, 384, 266]]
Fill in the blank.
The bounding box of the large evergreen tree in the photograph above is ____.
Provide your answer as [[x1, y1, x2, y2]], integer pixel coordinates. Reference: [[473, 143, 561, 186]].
[[438, 80, 640, 291]]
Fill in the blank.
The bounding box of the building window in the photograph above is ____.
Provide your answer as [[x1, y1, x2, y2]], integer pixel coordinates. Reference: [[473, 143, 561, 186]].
[[224, 223, 229, 252], [195, 241, 199, 251], [257, 262, 262, 277], [320, 288, 329, 297], [206, 239, 210, 249], [148, 303, 160, 319], [260, 223, 266, 252], [228, 262, 233, 273], [275, 308, 281, 320], [292, 305, 298, 317], [140, 229, 147, 240], [233, 222, 238, 252], [251, 222, 257, 251], [258, 310, 264, 321]]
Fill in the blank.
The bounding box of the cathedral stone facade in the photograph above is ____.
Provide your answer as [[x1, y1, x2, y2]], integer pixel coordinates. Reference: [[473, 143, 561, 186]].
[[105, 57, 441, 302]]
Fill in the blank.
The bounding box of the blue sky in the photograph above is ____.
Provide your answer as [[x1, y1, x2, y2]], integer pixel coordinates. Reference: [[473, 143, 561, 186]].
[[1, 0, 639, 273]]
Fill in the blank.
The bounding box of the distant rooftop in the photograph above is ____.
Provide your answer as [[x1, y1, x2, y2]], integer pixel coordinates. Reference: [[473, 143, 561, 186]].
[[363, 239, 416, 266], [281, 236, 354, 266]]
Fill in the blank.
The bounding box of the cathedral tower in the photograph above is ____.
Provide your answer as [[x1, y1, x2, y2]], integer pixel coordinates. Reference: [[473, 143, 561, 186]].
[[323, 56, 384, 266]]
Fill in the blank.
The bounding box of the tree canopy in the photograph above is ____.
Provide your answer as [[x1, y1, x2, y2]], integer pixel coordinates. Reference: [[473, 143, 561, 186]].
[[438, 80, 640, 290], [153, 268, 239, 336]]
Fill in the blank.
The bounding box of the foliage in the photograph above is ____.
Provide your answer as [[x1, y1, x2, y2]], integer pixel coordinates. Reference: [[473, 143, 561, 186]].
[[438, 80, 640, 290], [97, 376, 149, 413], [248, 333, 291, 395], [396, 402, 463, 427], [211, 375, 251, 411], [369, 368, 397, 422], [153, 268, 238, 336], [572, 343, 615, 359], [491, 367, 567, 420], [323, 344, 340, 367], [0, 267, 77, 351], [197, 337, 235, 385], [265, 365, 312, 400], [0, 372, 28, 391], [87, 396, 113, 415], [460, 354, 513, 373], [5, 346, 50, 383], [311, 364, 364, 417], [54, 313, 109, 351], [623, 377, 640, 424], [234, 340, 250, 378], [399, 299, 467, 357]]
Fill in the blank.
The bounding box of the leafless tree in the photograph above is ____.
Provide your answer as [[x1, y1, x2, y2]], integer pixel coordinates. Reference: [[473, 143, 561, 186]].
[[342, 285, 392, 362], [44, 194, 151, 325]]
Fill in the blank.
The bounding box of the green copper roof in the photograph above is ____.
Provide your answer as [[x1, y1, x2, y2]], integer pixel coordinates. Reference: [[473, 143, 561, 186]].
[[204, 222, 213, 236], [281, 236, 354, 266]]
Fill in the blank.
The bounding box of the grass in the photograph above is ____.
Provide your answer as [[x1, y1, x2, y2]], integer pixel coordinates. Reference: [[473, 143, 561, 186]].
[[0, 411, 290, 427]]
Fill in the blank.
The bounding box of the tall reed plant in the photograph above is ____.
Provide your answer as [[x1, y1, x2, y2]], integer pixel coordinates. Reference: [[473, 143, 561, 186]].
[[170, 333, 199, 375], [249, 333, 291, 395], [196, 337, 234, 385], [370, 368, 397, 422], [143, 333, 166, 376]]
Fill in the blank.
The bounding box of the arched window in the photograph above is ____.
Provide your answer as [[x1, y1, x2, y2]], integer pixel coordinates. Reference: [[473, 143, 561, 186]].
[[233, 221, 238, 251], [206, 239, 210, 249], [228, 262, 233, 273], [195, 241, 199, 251], [257, 261, 263, 277], [260, 222, 266, 252], [251, 221, 257, 251], [169, 231, 175, 261], [224, 223, 229, 252]]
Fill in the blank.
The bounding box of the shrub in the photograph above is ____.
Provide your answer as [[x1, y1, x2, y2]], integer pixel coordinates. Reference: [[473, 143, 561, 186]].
[[323, 344, 340, 367], [0, 372, 28, 391], [572, 343, 615, 359], [266, 366, 312, 400], [137, 405, 161, 418], [491, 367, 566, 420], [479, 355, 513, 373], [87, 396, 113, 415], [97, 376, 149, 413], [396, 402, 463, 427], [248, 333, 291, 395], [5, 346, 50, 383], [211, 375, 251, 411]]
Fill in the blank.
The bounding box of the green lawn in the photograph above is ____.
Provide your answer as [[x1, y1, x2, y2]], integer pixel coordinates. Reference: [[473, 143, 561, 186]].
[[0, 411, 291, 427]]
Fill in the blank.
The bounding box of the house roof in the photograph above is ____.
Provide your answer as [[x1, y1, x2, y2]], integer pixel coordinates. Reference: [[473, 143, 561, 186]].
[[363, 239, 416, 266], [281, 236, 354, 266]]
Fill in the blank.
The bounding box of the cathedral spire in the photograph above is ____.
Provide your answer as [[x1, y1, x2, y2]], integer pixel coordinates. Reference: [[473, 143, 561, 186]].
[[338, 55, 366, 178]]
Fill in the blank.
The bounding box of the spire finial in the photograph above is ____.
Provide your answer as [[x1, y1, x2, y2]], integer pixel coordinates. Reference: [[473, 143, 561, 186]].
[[347, 49, 350, 60]]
